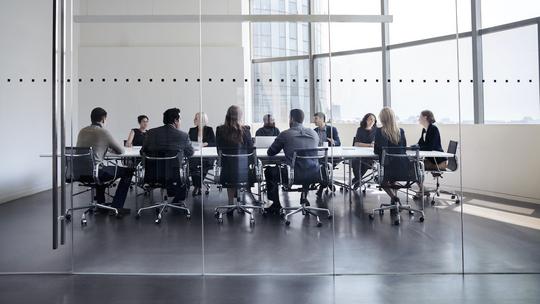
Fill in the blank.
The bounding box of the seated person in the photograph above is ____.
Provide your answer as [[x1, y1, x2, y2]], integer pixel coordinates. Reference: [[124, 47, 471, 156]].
[[125, 115, 149, 147], [265, 109, 319, 213], [417, 110, 447, 170], [313, 112, 341, 196], [313, 112, 341, 147], [215, 105, 254, 205], [141, 108, 194, 203], [352, 113, 377, 187], [188, 112, 215, 196], [374, 107, 407, 210], [76, 107, 134, 216], [255, 114, 280, 136]]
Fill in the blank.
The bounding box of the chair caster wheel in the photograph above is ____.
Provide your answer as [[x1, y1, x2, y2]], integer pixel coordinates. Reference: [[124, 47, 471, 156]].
[[362, 189, 366, 194], [217, 218, 223, 224], [431, 200, 436, 205], [65, 214, 72, 222], [419, 216, 425, 222], [186, 214, 191, 220], [214, 211, 220, 219], [378, 210, 384, 215], [285, 220, 291, 226], [368, 214, 374, 220], [451, 195, 456, 199], [455, 199, 460, 204], [250, 219, 255, 225], [155, 218, 161, 224], [135, 214, 141, 219], [328, 214, 333, 219], [409, 210, 414, 215], [205, 190, 210, 195], [81, 219, 87, 226], [316, 222, 322, 227], [393, 219, 400, 225]]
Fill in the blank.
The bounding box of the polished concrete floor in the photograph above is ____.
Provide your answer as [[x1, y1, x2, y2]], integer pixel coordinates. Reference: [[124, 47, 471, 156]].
[[1, 180, 539, 275], [1, 273, 540, 304]]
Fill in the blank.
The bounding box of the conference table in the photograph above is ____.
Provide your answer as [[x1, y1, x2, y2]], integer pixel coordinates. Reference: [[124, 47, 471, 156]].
[[106, 146, 454, 205]]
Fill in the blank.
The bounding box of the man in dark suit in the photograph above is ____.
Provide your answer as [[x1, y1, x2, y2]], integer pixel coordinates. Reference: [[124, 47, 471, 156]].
[[141, 108, 194, 203]]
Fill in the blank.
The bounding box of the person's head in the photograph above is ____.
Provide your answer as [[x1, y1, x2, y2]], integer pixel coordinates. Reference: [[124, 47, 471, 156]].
[[91, 107, 107, 125], [263, 114, 275, 128], [137, 115, 149, 130], [194, 112, 208, 127], [289, 109, 305, 127], [313, 112, 326, 127], [360, 113, 377, 130], [379, 107, 401, 145], [163, 108, 181, 129], [418, 110, 436, 128], [223, 105, 244, 144]]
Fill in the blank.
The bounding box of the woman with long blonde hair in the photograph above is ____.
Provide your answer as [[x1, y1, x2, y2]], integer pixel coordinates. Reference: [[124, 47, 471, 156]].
[[374, 107, 407, 207]]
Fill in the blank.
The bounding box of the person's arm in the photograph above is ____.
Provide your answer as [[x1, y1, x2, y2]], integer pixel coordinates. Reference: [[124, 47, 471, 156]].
[[126, 130, 135, 147], [244, 128, 254, 149], [401, 129, 407, 147], [140, 130, 149, 156], [373, 129, 382, 155], [183, 134, 194, 158], [267, 133, 285, 156], [332, 126, 341, 146], [105, 129, 124, 154]]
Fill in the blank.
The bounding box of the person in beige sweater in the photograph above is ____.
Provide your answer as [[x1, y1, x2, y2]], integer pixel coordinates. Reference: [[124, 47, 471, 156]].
[[76, 107, 134, 216]]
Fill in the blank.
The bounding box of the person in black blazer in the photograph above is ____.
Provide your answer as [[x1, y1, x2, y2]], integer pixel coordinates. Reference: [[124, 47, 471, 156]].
[[215, 105, 255, 205], [374, 107, 407, 207], [417, 110, 447, 170], [352, 113, 377, 187], [188, 112, 215, 196], [141, 108, 194, 203], [255, 114, 280, 136]]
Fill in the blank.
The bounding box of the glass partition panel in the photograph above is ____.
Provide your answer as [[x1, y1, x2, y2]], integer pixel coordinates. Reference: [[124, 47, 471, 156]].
[[71, 0, 203, 274], [200, 0, 335, 275]]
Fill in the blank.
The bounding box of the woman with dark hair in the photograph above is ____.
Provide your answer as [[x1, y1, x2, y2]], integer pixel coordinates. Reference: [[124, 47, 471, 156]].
[[215, 105, 254, 205], [351, 113, 377, 187], [417, 110, 446, 170], [255, 114, 280, 136], [126, 115, 149, 147], [189, 112, 215, 196]]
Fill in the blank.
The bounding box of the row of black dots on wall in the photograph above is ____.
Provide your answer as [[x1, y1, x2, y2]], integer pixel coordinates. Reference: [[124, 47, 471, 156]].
[[2, 77, 536, 84]]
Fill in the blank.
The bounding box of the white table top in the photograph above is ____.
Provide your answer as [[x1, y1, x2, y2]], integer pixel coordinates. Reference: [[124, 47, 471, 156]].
[[107, 146, 454, 159]]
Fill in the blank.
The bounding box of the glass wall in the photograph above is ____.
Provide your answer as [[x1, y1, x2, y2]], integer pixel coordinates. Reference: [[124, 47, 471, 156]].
[[3, 0, 540, 279]]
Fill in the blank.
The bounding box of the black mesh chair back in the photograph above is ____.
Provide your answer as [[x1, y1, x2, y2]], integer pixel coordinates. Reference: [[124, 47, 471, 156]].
[[65, 147, 95, 184], [380, 146, 422, 187], [142, 151, 182, 189], [218, 148, 257, 188], [291, 148, 328, 185], [446, 140, 459, 172]]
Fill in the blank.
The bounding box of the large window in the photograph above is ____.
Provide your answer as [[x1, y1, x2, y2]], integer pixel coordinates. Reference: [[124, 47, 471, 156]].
[[250, 0, 540, 124]]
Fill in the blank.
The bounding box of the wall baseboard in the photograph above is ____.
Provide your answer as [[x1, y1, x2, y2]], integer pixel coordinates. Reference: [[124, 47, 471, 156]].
[[0, 184, 51, 205]]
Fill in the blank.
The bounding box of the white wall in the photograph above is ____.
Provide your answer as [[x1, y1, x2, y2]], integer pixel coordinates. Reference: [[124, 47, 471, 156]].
[[76, 0, 246, 137], [0, 0, 53, 203], [333, 123, 540, 204]]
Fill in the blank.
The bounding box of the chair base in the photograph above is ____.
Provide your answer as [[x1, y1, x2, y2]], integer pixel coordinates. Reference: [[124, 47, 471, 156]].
[[136, 199, 191, 224], [280, 202, 332, 227], [369, 201, 425, 225], [65, 202, 119, 227]]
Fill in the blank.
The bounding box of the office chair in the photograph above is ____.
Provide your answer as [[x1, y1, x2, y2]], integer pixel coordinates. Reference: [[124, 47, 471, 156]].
[[426, 140, 460, 205], [135, 152, 191, 224], [213, 148, 265, 225], [64, 147, 120, 226], [349, 136, 378, 195], [369, 147, 425, 225], [280, 148, 333, 227]]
